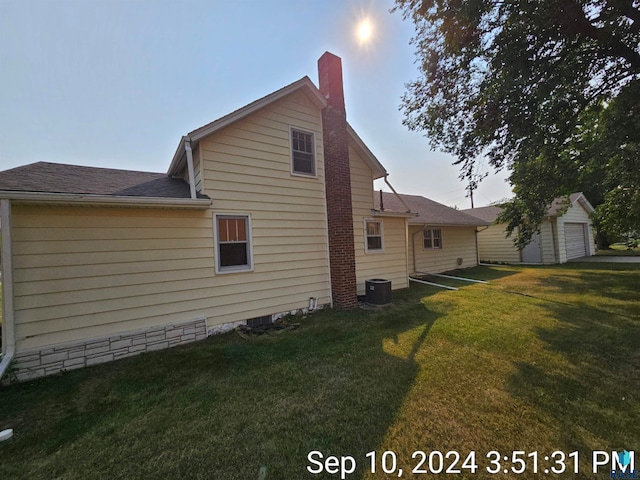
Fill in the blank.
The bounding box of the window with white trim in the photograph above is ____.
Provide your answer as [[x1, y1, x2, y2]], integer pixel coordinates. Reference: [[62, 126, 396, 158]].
[[291, 128, 315, 176], [215, 215, 252, 272], [365, 219, 383, 252], [423, 228, 442, 249]]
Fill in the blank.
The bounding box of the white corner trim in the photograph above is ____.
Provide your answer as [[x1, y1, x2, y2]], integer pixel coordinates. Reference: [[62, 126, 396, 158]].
[[0, 199, 15, 380]]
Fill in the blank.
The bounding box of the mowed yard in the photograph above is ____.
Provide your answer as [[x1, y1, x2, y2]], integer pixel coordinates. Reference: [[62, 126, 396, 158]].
[[0, 264, 638, 479]]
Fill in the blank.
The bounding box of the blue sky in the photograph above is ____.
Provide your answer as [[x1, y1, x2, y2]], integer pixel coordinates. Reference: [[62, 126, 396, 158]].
[[0, 0, 511, 208]]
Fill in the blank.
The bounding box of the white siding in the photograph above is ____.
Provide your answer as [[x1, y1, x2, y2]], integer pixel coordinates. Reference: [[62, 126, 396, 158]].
[[409, 225, 478, 273], [556, 200, 595, 263], [350, 145, 408, 295], [540, 220, 558, 264]]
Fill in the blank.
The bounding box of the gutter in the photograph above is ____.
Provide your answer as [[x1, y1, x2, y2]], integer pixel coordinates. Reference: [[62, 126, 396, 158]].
[[0, 191, 211, 209], [0, 199, 15, 380]]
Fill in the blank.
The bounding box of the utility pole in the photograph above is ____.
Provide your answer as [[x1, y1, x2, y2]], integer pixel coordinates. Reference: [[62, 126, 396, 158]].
[[466, 180, 477, 208]]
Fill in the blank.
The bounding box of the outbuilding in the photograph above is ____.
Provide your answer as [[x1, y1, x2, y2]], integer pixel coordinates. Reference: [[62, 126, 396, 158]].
[[463, 192, 596, 264]]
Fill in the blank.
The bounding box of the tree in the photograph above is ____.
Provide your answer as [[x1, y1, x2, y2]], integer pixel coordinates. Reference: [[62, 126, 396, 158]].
[[394, 0, 640, 247]]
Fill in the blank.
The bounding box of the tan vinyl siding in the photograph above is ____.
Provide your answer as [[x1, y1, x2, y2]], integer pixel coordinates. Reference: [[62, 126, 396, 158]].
[[476, 224, 520, 263], [11, 91, 333, 352], [409, 225, 478, 274], [12, 205, 214, 350], [199, 89, 331, 316], [350, 145, 408, 295]]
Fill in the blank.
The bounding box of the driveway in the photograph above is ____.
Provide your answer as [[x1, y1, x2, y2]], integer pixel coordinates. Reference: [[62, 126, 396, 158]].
[[569, 256, 640, 263]]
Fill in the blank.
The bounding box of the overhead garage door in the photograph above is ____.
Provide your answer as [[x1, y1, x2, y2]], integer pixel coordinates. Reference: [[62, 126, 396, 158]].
[[565, 223, 587, 259]]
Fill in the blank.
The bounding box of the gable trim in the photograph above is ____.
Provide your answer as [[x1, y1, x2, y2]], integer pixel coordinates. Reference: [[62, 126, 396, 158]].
[[167, 77, 327, 177]]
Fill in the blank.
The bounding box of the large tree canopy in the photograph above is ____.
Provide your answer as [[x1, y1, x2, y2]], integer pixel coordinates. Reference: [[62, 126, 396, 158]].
[[395, 0, 640, 247]]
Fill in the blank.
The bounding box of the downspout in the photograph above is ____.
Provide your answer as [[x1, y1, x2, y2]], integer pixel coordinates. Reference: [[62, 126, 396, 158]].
[[184, 138, 197, 200], [0, 199, 15, 380], [411, 227, 422, 274], [384, 175, 411, 213]]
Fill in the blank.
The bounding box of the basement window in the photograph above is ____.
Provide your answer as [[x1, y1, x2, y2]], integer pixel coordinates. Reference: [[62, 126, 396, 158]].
[[365, 219, 384, 252], [290, 128, 316, 176], [423, 228, 442, 249], [215, 214, 253, 273]]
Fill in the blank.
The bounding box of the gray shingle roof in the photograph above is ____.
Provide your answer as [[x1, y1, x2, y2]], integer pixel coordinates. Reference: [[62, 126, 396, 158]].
[[375, 192, 488, 226], [0, 162, 208, 199], [460, 205, 503, 223], [463, 193, 587, 222]]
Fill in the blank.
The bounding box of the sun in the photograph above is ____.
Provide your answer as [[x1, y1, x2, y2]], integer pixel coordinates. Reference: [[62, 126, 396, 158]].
[[356, 18, 373, 45]]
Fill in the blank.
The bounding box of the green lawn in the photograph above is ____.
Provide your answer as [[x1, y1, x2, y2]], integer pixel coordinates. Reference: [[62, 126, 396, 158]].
[[597, 243, 640, 256], [1, 264, 638, 479]]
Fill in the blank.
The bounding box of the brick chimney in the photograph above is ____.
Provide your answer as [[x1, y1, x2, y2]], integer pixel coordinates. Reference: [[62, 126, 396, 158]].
[[318, 52, 358, 309]]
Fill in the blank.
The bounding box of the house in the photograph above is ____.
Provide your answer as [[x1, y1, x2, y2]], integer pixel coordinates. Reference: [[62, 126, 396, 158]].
[[375, 192, 489, 274], [0, 52, 415, 382], [463, 192, 596, 264]]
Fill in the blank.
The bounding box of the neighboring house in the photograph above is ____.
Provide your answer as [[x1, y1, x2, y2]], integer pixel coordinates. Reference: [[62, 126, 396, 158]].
[[463, 192, 596, 264], [0, 52, 415, 382], [375, 193, 489, 274]]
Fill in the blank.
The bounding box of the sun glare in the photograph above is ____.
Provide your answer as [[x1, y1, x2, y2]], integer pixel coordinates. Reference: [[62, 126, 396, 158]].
[[357, 18, 373, 45]]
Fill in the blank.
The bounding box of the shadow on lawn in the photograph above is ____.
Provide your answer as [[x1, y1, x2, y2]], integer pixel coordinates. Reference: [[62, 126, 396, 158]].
[[0, 284, 452, 480], [507, 293, 640, 471]]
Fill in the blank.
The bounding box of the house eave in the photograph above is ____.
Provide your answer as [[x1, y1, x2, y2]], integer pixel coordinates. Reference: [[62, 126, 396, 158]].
[[371, 210, 418, 218], [408, 220, 490, 227], [0, 191, 212, 209], [346, 124, 387, 179]]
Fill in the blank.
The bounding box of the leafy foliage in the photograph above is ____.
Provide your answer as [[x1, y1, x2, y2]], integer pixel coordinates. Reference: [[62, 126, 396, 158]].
[[395, 0, 640, 245]]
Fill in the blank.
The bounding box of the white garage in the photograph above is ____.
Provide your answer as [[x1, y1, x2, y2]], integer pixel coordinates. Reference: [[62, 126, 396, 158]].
[[463, 192, 596, 264]]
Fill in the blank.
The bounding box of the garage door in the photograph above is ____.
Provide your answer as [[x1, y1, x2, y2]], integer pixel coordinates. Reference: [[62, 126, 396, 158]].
[[564, 223, 587, 259]]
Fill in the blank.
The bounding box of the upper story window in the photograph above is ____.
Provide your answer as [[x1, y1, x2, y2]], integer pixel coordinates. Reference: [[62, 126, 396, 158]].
[[215, 214, 253, 273], [365, 219, 383, 252], [423, 228, 442, 249], [291, 128, 316, 176]]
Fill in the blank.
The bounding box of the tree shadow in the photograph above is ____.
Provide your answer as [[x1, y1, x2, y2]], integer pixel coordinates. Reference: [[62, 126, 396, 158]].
[[0, 284, 447, 480], [507, 298, 640, 473]]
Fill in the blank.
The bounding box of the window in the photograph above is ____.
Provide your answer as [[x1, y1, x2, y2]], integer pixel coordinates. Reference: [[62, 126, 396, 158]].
[[215, 215, 252, 273], [423, 228, 442, 249], [291, 128, 315, 176], [365, 219, 383, 252]]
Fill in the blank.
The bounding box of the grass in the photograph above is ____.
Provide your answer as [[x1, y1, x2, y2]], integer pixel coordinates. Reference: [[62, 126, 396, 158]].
[[596, 243, 640, 256], [0, 264, 639, 479]]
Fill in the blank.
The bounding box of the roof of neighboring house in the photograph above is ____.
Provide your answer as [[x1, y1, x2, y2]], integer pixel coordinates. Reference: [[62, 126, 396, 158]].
[[462, 192, 594, 223], [375, 192, 489, 226], [0, 162, 208, 199], [167, 76, 388, 180]]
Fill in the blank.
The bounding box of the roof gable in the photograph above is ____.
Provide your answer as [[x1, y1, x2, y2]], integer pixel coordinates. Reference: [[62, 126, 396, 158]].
[[167, 77, 327, 176]]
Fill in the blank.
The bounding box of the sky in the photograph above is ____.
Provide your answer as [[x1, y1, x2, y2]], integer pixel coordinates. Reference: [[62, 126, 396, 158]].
[[0, 0, 512, 209]]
